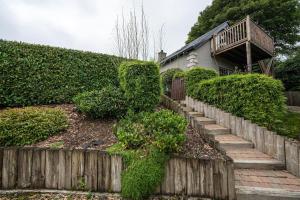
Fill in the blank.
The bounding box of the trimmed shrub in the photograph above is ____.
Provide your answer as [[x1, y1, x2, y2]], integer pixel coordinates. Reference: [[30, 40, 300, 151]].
[[114, 112, 147, 148], [119, 61, 161, 112], [193, 74, 286, 129], [142, 110, 187, 152], [0, 107, 68, 146], [121, 148, 168, 200], [161, 68, 182, 94], [185, 67, 218, 96], [0, 40, 125, 106], [115, 109, 187, 152], [73, 86, 127, 119]]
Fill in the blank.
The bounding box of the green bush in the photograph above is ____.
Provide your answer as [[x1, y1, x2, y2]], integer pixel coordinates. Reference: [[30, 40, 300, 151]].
[[193, 74, 286, 129], [114, 112, 147, 148], [121, 148, 168, 200], [73, 86, 127, 119], [185, 67, 218, 96], [161, 68, 183, 94], [0, 107, 68, 146], [142, 110, 187, 152], [115, 109, 187, 152], [119, 61, 161, 112], [275, 49, 300, 91], [0, 40, 125, 106], [173, 71, 186, 80]]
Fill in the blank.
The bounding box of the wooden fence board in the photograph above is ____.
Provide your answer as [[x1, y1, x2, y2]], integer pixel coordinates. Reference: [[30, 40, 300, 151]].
[[0, 149, 3, 188], [58, 150, 66, 189], [2, 148, 18, 189], [205, 160, 214, 197], [17, 148, 33, 188], [174, 157, 186, 194], [199, 160, 205, 196], [31, 149, 45, 188], [110, 155, 122, 192], [71, 150, 85, 190], [45, 149, 59, 189], [84, 150, 98, 191], [227, 161, 236, 200], [220, 160, 228, 199], [213, 159, 221, 199], [98, 153, 111, 191], [65, 149, 72, 190], [161, 158, 175, 194], [186, 159, 201, 196]]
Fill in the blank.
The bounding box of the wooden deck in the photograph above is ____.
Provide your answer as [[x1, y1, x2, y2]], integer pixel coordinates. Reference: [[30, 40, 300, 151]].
[[211, 16, 274, 72]]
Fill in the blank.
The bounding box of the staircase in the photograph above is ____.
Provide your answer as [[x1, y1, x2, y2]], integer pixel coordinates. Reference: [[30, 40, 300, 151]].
[[181, 101, 300, 200]]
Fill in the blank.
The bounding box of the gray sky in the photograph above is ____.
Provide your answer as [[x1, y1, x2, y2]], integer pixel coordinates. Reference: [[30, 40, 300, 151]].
[[0, 0, 212, 57]]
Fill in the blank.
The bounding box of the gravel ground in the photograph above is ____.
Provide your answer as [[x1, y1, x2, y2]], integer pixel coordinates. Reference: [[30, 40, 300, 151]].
[[0, 191, 211, 200]]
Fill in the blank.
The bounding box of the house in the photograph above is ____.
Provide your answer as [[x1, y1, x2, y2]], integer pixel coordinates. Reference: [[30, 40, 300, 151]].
[[159, 16, 274, 75]]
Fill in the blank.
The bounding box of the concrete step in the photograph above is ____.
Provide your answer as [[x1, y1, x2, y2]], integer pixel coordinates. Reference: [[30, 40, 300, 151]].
[[236, 186, 300, 200], [187, 112, 204, 126], [203, 124, 231, 135], [227, 148, 285, 170], [188, 111, 204, 118], [214, 134, 253, 149], [235, 169, 300, 199], [180, 100, 186, 106], [193, 117, 216, 126], [181, 106, 193, 113]]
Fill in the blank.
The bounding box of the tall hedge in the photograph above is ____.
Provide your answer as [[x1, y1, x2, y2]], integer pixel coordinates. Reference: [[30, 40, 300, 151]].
[[185, 67, 218, 96], [119, 61, 161, 112], [193, 74, 286, 129], [0, 40, 125, 106]]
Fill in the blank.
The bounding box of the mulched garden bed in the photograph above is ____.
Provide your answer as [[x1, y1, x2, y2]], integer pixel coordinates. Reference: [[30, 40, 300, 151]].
[[20, 104, 223, 159], [32, 104, 117, 150], [180, 124, 224, 160]]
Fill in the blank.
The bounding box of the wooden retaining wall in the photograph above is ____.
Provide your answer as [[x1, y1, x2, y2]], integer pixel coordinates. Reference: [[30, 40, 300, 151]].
[[183, 96, 300, 178], [0, 147, 236, 200]]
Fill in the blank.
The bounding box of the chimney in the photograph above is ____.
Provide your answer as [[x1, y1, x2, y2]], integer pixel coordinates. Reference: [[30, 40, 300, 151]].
[[157, 50, 167, 62]]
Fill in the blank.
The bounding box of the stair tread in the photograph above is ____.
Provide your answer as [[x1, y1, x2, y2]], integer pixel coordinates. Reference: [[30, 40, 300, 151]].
[[194, 117, 215, 122], [215, 134, 253, 145], [188, 111, 204, 116], [204, 124, 230, 131], [235, 169, 300, 192], [227, 148, 281, 161]]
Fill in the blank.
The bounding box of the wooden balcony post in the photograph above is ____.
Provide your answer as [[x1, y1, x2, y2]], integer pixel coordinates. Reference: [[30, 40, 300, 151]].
[[246, 15, 251, 41], [246, 41, 252, 72]]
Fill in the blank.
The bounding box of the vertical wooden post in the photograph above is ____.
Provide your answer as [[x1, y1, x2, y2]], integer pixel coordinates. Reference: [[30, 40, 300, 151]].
[[246, 41, 252, 72], [246, 15, 252, 73]]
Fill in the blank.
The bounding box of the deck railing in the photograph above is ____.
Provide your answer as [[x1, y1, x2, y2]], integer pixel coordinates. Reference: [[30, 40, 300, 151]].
[[212, 16, 274, 55]]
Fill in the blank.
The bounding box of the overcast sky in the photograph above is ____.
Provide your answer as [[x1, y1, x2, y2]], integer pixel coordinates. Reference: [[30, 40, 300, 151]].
[[0, 0, 212, 57]]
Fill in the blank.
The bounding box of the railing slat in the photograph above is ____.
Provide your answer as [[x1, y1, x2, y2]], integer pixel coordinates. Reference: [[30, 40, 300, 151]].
[[213, 17, 273, 55]]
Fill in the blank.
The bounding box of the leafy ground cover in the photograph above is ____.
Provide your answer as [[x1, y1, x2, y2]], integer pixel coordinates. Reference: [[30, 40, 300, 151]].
[[0, 106, 68, 146]]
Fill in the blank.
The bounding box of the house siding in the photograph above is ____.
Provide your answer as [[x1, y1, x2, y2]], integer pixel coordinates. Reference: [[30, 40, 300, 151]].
[[160, 40, 238, 73]]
